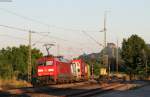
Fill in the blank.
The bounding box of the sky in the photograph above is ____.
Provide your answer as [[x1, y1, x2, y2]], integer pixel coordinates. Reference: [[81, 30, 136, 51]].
[[0, 0, 150, 59]]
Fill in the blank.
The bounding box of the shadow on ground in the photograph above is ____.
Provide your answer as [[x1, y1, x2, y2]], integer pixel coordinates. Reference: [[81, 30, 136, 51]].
[[0, 80, 149, 97]]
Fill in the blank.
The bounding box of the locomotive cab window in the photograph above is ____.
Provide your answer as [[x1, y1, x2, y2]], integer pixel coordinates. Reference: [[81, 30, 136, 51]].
[[46, 61, 53, 65], [78, 69, 80, 72], [37, 62, 45, 66]]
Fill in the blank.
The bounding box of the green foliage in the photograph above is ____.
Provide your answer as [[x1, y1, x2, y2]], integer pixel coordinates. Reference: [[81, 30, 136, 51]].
[[121, 34, 149, 79], [0, 45, 43, 80], [93, 63, 100, 76], [0, 64, 13, 79], [79, 53, 101, 76]]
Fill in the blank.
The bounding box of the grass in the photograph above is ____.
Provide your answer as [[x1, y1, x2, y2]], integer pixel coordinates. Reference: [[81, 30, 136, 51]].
[[0, 79, 31, 90]]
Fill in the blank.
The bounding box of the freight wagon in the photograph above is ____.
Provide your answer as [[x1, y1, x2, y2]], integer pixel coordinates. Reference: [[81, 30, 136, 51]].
[[71, 59, 89, 81]]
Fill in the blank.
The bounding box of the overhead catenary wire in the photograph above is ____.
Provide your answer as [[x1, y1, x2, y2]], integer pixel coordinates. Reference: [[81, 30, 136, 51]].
[[0, 25, 55, 47], [0, 32, 94, 55], [0, 24, 94, 52], [82, 31, 104, 47], [0, 33, 55, 46], [35, 32, 87, 45], [0, 33, 28, 41], [0, 25, 61, 46], [0, 8, 102, 48], [0, 24, 28, 32], [0, 24, 87, 45], [0, 25, 99, 62], [0, 24, 51, 34], [0, 7, 102, 54], [0, 8, 98, 32]]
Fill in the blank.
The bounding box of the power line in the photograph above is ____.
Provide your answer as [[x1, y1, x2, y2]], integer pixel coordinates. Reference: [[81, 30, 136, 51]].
[[0, 8, 102, 47], [0, 8, 50, 27], [0, 24, 28, 32], [0, 8, 98, 32], [0, 33, 28, 41], [0, 33, 55, 48], [34, 32, 67, 41], [0, 24, 52, 35], [0, 24, 87, 45], [32, 29, 88, 45], [0, 24, 91, 49], [0, 24, 100, 54], [0, 30, 98, 59], [0, 33, 55, 46], [82, 31, 103, 47]]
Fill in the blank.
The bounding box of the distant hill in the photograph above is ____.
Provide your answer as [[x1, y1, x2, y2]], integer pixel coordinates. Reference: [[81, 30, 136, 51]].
[[78, 52, 101, 64]]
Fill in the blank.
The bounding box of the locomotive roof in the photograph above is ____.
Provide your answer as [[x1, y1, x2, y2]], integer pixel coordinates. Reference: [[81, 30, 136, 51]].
[[37, 56, 70, 63]]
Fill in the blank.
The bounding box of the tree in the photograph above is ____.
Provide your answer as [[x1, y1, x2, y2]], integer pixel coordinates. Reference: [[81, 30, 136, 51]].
[[121, 34, 148, 80], [0, 45, 43, 80], [79, 53, 101, 76]]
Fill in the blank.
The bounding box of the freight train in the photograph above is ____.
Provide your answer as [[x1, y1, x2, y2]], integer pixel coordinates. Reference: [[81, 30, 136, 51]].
[[31, 56, 90, 86]]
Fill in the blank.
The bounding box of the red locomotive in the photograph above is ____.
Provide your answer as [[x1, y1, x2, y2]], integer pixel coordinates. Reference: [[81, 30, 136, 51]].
[[32, 56, 90, 86]]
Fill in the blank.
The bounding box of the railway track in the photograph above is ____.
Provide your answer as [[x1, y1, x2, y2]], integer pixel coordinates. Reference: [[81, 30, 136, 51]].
[[0, 81, 127, 97], [2, 81, 97, 94], [1, 80, 146, 97], [61, 83, 126, 97]]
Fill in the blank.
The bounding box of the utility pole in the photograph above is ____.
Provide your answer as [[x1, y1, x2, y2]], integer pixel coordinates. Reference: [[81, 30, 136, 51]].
[[91, 64, 94, 80], [104, 12, 110, 77], [146, 58, 148, 78], [57, 43, 60, 56], [100, 11, 109, 77], [0, 25, 51, 82], [143, 49, 148, 79], [104, 12, 107, 48], [28, 30, 32, 82], [116, 39, 119, 75]]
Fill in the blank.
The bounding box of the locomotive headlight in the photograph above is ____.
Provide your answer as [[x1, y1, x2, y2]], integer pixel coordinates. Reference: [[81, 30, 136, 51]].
[[38, 69, 43, 72], [48, 69, 54, 72]]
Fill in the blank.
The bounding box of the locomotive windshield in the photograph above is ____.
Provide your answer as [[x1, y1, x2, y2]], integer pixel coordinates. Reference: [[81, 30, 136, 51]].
[[37, 61, 45, 66], [46, 61, 53, 65], [37, 60, 53, 66], [58, 57, 69, 63]]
